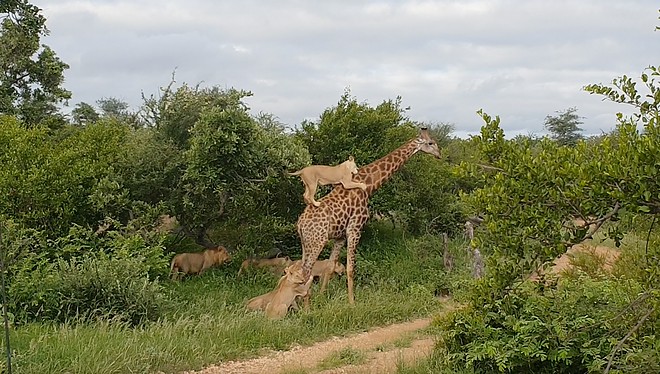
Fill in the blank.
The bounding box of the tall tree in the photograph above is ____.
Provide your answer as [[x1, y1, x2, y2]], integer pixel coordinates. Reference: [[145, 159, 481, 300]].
[[71, 102, 99, 126], [544, 107, 584, 146], [0, 0, 71, 126], [97, 97, 129, 118], [298, 90, 410, 166]]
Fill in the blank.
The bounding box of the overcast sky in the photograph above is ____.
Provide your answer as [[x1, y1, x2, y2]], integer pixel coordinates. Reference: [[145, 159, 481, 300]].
[[33, 0, 659, 137]]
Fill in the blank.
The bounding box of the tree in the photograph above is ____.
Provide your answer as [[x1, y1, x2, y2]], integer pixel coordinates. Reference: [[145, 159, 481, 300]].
[[141, 81, 244, 149], [297, 92, 465, 235], [0, 117, 130, 236], [97, 97, 128, 118], [71, 102, 100, 126], [438, 64, 660, 371], [96, 97, 141, 127], [544, 107, 584, 146], [0, 0, 71, 126], [297, 89, 410, 166], [146, 86, 310, 248]]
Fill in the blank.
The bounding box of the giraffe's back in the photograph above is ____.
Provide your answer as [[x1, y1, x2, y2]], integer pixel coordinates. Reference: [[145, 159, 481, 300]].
[[297, 188, 369, 241]]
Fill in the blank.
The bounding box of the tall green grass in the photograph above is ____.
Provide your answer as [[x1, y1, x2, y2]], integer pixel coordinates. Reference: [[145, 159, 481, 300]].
[[5, 224, 469, 374]]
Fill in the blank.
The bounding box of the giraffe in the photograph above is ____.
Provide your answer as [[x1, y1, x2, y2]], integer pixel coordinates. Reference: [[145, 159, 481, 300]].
[[295, 127, 442, 304]]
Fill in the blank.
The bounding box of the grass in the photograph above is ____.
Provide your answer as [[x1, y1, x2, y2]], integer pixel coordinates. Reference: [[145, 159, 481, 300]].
[[374, 331, 421, 352], [5, 224, 472, 374], [395, 352, 469, 374], [280, 368, 311, 374], [317, 346, 367, 370]]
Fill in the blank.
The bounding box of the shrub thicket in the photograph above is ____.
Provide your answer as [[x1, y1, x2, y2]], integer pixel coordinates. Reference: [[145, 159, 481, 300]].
[[10, 253, 167, 326], [6, 222, 170, 325]]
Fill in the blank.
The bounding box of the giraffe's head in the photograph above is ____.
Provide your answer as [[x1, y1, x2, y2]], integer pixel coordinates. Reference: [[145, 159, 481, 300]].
[[413, 128, 442, 158]]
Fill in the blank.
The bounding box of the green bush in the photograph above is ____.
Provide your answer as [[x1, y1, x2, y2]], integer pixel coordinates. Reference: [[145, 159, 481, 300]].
[[48, 221, 171, 280], [356, 231, 450, 295], [7, 220, 171, 325], [9, 252, 167, 326], [437, 277, 658, 373]]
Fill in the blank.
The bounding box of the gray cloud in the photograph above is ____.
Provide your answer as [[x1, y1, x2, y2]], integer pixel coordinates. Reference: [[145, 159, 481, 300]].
[[34, 0, 660, 137]]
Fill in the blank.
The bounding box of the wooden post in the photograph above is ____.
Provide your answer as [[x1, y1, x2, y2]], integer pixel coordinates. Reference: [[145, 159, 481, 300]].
[[472, 248, 484, 278], [442, 233, 453, 271], [465, 220, 484, 278]]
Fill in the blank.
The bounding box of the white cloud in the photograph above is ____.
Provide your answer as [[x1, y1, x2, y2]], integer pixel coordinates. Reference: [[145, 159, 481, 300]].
[[33, 0, 660, 136]]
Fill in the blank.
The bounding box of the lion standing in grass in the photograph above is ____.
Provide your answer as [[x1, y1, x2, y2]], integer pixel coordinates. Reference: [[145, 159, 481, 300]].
[[170, 246, 231, 281], [290, 259, 345, 293], [237, 256, 293, 276], [288, 156, 367, 207]]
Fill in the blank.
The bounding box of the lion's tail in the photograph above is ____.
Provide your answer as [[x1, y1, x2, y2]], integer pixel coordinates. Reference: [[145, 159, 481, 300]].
[[287, 170, 303, 176], [237, 258, 254, 276]]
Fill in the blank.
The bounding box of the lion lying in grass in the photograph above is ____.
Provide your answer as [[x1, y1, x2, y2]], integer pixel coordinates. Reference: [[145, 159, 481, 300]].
[[246, 262, 313, 319], [288, 156, 367, 207], [170, 246, 231, 281], [237, 256, 293, 276]]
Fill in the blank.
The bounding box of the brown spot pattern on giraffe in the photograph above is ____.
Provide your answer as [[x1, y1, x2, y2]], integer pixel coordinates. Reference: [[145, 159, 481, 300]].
[[289, 129, 441, 306]]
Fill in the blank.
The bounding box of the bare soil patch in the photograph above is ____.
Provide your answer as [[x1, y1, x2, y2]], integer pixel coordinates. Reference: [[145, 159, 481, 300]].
[[184, 317, 436, 374], [548, 243, 620, 274], [530, 243, 620, 281]]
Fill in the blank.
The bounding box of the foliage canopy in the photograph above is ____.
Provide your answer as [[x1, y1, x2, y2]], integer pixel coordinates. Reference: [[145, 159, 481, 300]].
[[0, 0, 70, 126]]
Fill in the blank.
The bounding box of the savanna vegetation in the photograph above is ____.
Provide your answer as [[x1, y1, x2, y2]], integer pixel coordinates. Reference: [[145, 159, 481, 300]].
[[1, 1, 658, 373], [401, 39, 660, 374]]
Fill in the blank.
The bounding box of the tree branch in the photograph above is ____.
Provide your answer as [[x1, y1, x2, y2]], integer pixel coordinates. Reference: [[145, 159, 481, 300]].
[[581, 202, 620, 241], [475, 163, 506, 173], [604, 306, 655, 374]]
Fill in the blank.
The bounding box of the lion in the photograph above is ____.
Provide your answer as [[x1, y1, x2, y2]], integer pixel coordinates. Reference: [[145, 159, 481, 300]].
[[170, 246, 231, 281], [291, 259, 345, 293], [288, 156, 367, 207], [237, 256, 293, 276], [246, 262, 313, 319]]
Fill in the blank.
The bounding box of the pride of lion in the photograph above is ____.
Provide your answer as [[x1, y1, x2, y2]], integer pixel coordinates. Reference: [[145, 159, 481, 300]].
[[166, 153, 357, 317], [167, 129, 444, 319]]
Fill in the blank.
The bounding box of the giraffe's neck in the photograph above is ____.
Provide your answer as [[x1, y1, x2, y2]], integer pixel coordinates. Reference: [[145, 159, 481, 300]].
[[357, 138, 418, 196]]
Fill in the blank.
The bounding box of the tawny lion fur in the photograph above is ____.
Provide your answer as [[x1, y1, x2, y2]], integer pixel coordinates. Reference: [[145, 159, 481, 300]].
[[291, 259, 345, 293], [170, 246, 231, 281], [288, 156, 367, 207], [246, 262, 313, 319], [237, 256, 293, 276]]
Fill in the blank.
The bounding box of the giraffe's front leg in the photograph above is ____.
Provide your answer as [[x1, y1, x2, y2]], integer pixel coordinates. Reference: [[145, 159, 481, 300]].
[[346, 256, 355, 304], [345, 229, 363, 304]]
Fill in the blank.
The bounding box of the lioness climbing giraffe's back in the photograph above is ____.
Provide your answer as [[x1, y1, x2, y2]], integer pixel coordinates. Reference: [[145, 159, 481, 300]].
[[296, 128, 441, 304]]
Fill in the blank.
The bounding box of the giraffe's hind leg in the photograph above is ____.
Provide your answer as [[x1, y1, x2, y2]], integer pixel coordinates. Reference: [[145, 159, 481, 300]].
[[345, 224, 365, 304], [298, 224, 328, 305]]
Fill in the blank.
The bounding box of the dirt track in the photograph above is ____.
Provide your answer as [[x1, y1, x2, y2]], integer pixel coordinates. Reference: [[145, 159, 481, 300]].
[[183, 243, 620, 374], [184, 317, 436, 374]]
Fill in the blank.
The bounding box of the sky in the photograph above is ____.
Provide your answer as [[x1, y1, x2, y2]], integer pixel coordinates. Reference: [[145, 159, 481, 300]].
[[32, 0, 660, 138]]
